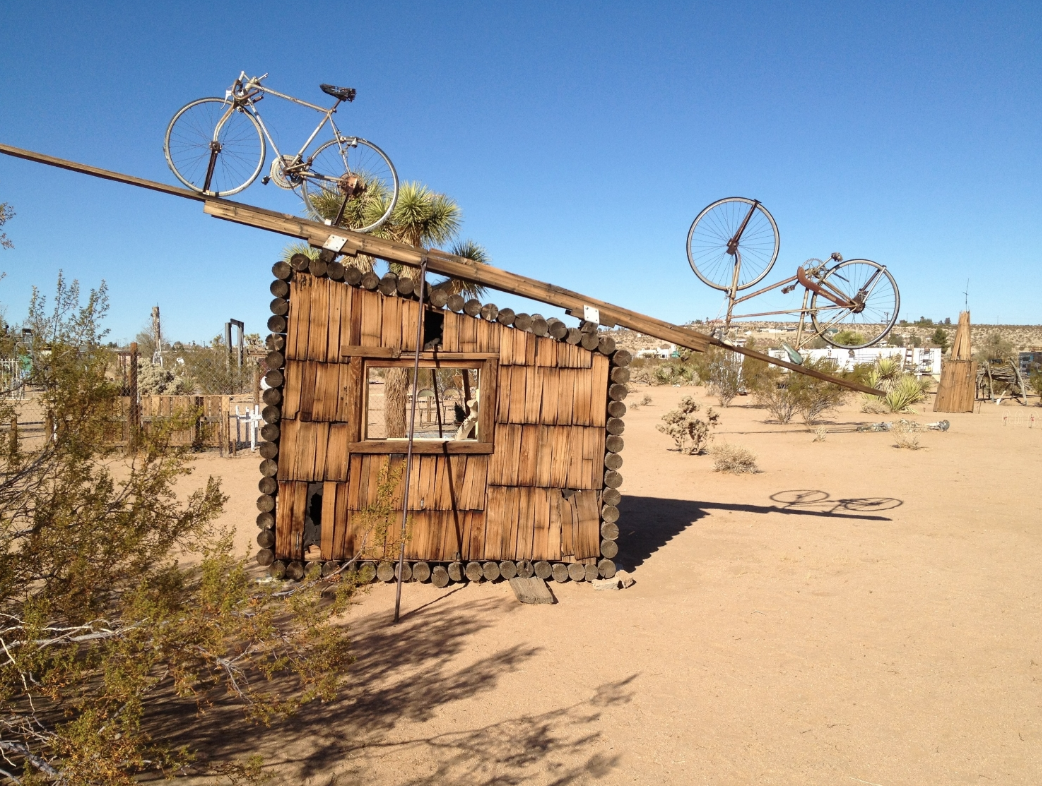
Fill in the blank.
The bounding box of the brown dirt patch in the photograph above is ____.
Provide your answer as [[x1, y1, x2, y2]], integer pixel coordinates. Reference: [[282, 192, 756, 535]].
[[184, 386, 1042, 785]]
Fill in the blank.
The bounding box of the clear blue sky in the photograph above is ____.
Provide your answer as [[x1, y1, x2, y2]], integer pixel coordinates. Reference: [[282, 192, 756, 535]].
[[1, 1, 1039, 343]]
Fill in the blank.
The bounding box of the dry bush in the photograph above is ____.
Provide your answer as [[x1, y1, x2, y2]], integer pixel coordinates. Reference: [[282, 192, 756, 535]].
[[656, 396, 719, 454], [629, 393, 653, 410], [893, 420, 923, 449], [712, 443, 760, 474], [812, 426, 828, 442], [705, 347, 742, 406], [749, 359, 846, 424]]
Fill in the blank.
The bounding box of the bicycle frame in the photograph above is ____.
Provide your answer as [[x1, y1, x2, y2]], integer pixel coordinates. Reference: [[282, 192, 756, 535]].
[[214, 74, 347, 177], [716, 254, 890, 350]]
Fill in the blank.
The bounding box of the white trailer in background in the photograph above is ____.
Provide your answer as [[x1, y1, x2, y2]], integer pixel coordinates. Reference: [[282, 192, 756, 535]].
[[767, 346, 944, 379]]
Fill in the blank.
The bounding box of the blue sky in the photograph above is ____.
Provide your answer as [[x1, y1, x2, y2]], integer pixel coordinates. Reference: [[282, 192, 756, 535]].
[[1, 1, 1039, 343]]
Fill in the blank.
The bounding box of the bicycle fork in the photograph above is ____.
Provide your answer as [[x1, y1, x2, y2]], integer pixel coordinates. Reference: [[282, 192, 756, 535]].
[[202, 103, 240, 193]]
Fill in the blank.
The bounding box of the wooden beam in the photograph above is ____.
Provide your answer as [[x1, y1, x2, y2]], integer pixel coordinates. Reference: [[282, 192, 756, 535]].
[[0, 143, 882, 394], [0, 142, 206, 202], [204, 201, 882, 395]]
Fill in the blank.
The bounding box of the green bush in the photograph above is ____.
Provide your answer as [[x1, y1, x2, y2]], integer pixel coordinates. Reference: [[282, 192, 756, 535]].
[[656, 396, 719, 454]]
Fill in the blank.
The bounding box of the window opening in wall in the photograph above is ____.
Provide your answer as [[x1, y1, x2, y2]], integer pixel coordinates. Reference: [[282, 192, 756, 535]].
[[423, 309, 445, 350], [365, 365, 480, 441]]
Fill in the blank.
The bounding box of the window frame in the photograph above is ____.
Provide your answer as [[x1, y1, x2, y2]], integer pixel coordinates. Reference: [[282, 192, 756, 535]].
[[349, 352, 498, 455]]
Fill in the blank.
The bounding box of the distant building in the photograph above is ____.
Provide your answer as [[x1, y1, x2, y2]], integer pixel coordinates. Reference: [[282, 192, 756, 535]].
[[1019, 350, 1042, 377]]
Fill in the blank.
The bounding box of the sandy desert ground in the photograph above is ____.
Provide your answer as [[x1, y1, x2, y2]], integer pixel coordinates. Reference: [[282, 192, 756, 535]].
[[179, 384, 1041, 786]]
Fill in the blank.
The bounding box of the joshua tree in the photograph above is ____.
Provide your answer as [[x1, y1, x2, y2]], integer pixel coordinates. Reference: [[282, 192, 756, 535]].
[[301, 182, 489, 436]]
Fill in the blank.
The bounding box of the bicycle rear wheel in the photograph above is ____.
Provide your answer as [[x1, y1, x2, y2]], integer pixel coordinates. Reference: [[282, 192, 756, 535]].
[[164, 98, 264, 197], [300, 137, 398, 233], [810, 259, 900, 349], [687, 197, 780, 291]]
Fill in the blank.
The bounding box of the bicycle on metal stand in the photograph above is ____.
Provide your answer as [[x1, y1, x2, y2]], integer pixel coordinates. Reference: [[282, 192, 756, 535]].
[[686, 196, 900, 363], [164, 71, 399, 233]]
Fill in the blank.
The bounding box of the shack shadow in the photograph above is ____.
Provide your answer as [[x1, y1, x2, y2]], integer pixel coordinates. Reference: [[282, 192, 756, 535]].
[[618, 491, 903, 569], [144, 594, 593, 783]]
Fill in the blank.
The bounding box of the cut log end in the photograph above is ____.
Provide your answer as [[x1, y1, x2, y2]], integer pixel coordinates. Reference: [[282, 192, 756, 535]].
[[606, 417, 625, 436], [376, 561, 395, 582], [256, 494, 275, 513], [482, 561, 501, 582], [534, 560, 552, 580], [431, 565, 450, 588], [612, 349, 633, 367], [286, 561, 305, 581], [465, 561, 484, 582], [610, 367, 631, 384], [499, 560, 518, 580], [567, 562, 586, 582], [551, 563, 569, 583], [516, 559, 534, 579], [412, 561, 432, 583], [598, 558, 617, 579], [256, 511, 275, 529], [605, 434, 624, 453], [272, 260, 293, 280], [258, 476, 278, 496], [600, 539, 619, 559], [497, 307, 516, 326], [267, 315, 287, 334], [256, 548, 274, 566], [602, 487, 622, 507], [447, 561, 464, 582]]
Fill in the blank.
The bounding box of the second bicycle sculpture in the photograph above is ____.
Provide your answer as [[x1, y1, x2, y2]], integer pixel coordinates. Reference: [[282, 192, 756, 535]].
[[686, 197, 900, 360], [164, 72, 399, 233]]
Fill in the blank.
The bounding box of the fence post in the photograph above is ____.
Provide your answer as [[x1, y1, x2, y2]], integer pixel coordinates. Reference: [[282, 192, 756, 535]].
[[127, 342, 139, 453]]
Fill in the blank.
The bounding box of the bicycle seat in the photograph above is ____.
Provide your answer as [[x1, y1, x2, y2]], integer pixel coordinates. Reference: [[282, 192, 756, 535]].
[[321, 84, 356, 102]]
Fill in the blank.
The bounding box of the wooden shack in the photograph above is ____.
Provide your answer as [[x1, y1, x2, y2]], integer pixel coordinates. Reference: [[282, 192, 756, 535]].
[[254, 255, 630, 584]]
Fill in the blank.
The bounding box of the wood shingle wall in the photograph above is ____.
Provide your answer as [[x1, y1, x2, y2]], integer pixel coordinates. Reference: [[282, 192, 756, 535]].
[[255, 257, 631, 583]]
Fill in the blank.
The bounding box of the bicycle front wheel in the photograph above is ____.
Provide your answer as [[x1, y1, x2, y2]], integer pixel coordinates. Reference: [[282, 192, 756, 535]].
[[164, 98, 265, 197], [687, 197, 780, 291], [810, 259, 900, 349], [300, 137, 398, 233]]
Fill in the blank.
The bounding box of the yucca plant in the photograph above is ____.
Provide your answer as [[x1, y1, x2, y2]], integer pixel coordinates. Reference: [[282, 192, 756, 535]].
[[883, 374, 930, 413]]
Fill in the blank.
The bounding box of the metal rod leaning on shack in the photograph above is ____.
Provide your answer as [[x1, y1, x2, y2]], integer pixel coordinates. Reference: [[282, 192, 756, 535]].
[[394, 260, 428, 624]]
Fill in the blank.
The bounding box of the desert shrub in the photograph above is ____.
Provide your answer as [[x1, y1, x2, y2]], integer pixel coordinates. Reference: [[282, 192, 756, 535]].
[[831, 329, 866, 347], [704, 347, 742, 406], [712, 443, 759, 474], [136, 358, 195, 395], [629, 357, 699, 386], [656, 396, 718, 454], [861, 357, 928, 413], [749, 359, 846, 424], [975, 332, 1015, 363], [893, 420, 923, 449], [630, 393, 653, 410], [863, 373, 929, 413], [1, 274, 354, 782], [812, 426, 828, 442]]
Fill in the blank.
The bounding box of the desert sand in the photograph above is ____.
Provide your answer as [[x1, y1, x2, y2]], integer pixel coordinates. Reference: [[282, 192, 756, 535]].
[[188, 384, 1041, 785]]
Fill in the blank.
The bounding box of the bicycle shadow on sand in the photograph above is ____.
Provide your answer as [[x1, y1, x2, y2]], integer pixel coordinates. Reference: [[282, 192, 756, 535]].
[[618, 490, 902, 569]]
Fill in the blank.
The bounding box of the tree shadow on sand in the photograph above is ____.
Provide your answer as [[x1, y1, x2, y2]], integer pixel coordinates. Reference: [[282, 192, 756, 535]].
[[617, 491, 903, 568], [145, 597, 630, 784]]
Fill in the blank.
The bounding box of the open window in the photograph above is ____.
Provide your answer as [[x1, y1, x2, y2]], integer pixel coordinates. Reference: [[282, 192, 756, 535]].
[[352, 355, 496, 454]]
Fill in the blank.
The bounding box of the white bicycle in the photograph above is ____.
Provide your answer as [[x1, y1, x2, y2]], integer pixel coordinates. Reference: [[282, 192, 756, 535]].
[[164, 71, 398, 233]]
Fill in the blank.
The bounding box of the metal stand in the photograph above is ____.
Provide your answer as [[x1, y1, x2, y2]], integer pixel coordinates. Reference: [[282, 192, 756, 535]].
[[394, 260, 428, 624]]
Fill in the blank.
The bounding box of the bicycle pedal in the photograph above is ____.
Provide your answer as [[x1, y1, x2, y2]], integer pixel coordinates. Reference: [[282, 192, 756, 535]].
[[261, 176, 270, 185]]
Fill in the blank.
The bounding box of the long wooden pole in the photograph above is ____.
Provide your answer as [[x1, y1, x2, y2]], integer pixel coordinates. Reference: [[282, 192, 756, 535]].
[[0, 142, 882, 395]]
